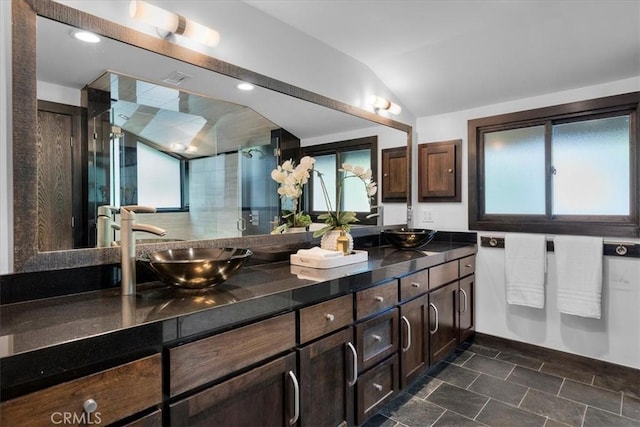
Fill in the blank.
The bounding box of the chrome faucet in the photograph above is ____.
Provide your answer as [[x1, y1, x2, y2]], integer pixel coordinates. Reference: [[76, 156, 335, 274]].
[[96, 205, 121, 247], [366, 205, 384, 225], [119, 206, 166, 295]]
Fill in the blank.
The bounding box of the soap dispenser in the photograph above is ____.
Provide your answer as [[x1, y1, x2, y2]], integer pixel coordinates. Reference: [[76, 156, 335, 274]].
[[337, 228, 350, 255]]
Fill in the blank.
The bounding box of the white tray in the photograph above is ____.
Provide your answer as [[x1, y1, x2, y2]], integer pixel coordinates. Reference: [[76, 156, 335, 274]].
[[290, 249, 368, 269]]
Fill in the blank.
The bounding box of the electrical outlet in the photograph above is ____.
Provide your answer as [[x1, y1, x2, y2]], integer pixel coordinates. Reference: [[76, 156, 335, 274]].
[[422, 208, 434, 223]]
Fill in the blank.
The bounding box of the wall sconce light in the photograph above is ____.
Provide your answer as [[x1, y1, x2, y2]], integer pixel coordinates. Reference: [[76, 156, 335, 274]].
[[130, 0, 220, 47], [369, 95, 402, 115]]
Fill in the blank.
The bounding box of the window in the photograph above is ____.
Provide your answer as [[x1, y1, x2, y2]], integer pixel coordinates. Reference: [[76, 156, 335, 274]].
[[303, 136, 378, 225], [468, 92, 639, 237]]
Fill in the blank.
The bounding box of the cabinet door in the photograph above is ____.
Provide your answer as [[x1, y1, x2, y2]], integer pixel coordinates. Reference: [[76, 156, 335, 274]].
[[459, 275, 475, 343], [399, 295, 429, 388], [298, 328, 356, 427], [418, 139, 461, 202], [170, 352, 298, 426], [429, 282, 459, 365], [381, 146, 408, 202]]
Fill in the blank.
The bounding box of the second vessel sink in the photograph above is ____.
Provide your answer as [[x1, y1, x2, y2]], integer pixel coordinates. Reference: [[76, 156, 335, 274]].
[[139, 247, 253, 289], [382, 228, 437, 250]]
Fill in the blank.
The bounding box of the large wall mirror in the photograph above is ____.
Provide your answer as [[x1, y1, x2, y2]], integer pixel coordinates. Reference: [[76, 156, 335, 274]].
[[12, 0, 412, 272]]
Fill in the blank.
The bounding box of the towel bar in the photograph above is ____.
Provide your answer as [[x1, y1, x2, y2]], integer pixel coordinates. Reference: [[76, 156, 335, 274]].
[[480, 236, 639, 259]]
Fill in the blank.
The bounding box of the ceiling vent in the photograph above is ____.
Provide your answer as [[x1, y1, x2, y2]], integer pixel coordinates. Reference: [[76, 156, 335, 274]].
[[162, 71, 192, 86]]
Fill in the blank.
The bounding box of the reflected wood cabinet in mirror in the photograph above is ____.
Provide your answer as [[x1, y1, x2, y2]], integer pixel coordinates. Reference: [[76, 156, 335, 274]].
[[381, 147, 408, 202], [11, 0, 413, 272]]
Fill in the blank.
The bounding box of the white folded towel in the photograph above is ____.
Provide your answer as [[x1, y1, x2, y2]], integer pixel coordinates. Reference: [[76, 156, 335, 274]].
[[296, 246, 343, 259], [505, 233, 547, 308], [554, 235, 603, 319]]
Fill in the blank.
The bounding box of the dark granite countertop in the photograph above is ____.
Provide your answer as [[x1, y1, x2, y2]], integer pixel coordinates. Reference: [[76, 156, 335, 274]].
[[0, 241, 475, 399]]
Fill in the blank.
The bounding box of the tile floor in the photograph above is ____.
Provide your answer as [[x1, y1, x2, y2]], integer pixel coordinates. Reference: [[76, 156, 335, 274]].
[[365, 338, 640, 427]]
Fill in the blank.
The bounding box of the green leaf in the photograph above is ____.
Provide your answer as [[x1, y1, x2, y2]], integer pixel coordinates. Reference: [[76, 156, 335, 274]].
[[312, 225, 335, 238]]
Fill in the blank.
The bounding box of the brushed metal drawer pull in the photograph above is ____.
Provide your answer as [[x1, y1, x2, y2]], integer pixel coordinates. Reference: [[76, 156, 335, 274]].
[[375, 296, 384, 302], [325, 313, 335, 322], [429, 302, 439, 334], [83, 399, 98, 414], [460, 288, 468, 314], [347, 342, 358, 387], [287, 370, 300, 425], [371, 334, 382, 342], [373, 383, 383, 391], [411, 282, 421, 288], [465, 263, 472, 268], [401, 315, 411, 352]]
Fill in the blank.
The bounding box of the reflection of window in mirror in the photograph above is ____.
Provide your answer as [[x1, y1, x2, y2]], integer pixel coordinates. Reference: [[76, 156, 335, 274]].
[[304, 136, 378, 225]]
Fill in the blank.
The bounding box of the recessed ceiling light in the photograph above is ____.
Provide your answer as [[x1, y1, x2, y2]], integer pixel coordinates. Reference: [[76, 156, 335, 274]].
[[237, 83, 254, 91], [71, 30, 101, 43]]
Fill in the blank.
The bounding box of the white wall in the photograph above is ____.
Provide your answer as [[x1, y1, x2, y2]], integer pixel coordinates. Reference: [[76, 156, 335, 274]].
[[1, 1, 12, 274], [302, 125, 408, 226], [415, 77, 640, 368]]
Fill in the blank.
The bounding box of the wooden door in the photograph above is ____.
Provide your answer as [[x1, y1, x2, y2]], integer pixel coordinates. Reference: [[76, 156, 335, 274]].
[[459, 275, 475, 343], [399, 294, 429, 388], [169, 352, 298, 426], [429, 282, 459, 365], [298, 327, 355, 427], [37, 109, 74, 250], [381, 146, 407, 202]]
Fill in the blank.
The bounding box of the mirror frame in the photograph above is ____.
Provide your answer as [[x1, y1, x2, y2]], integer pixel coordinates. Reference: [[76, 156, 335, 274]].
[[12, 0, 413, 272]]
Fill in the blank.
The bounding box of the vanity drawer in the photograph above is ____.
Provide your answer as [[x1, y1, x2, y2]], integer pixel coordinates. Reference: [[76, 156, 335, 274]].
[[170, 312, 295, 397], [459, 255, 476, 277], [399, 269, 428, 301], [355, 309, 398, 372], [356, 354, 399, 425], [0, 354, 162, 427], [429, 260, 458, 290], [299, 294, 353, 344], [356, 280, 398, 320]]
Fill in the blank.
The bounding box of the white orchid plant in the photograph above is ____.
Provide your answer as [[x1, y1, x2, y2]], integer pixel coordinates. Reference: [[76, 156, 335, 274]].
[[314, 162, 377, 238], [270, 155, 377, 237], [271, 156, 316, 233]]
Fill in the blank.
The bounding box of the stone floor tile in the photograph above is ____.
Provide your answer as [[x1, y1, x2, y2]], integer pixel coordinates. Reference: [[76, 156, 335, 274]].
[[426, 383, 489, 419], [559, 379, 622, 414], [380, 392, 445, 427], [623, 394, 640, 421], [468, 373, 528, 406], [495, 352, 544, 370], [541, 362, 595, 385], [544, 419, 573, 427], [463, 354, 516, 379], [465, 343, 501, 358], [405, 375, 443, 400], [476, 399, 546, 427], [593, 374, 640, 400], [432, 410, 484, 426], [444, 348, 474, 366], [582, 406, 640, 427], [361, 413, 399, 427], [507, 366, 564, 394], [426, 362, 480, 388], [519, 389, 586, 426]]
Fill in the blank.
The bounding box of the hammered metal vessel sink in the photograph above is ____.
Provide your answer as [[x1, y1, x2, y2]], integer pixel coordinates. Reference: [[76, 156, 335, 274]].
[[382, 228, 437, 250], [139, 248, 253, 289]]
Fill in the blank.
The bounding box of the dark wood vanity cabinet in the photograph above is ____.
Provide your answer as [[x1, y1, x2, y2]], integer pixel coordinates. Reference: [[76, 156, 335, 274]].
[[170, 352, 298, 426], [429, 281, 460, 365], [0, 354, 162, 427], [399, 294, 429, 388], [381, 146, 408, 202], [298, 327, 356, 427], [418, 139, 462, 202]]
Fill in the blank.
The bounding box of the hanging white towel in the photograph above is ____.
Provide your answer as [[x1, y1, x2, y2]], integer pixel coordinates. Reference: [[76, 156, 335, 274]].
[[504, 233, 547, 308], [554, 235, 603, 319]]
